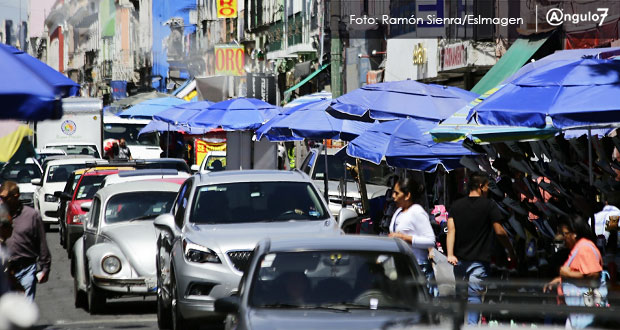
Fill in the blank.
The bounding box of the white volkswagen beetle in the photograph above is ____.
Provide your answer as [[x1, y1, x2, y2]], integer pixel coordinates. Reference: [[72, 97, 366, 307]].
[[72, 179, 182, 314]]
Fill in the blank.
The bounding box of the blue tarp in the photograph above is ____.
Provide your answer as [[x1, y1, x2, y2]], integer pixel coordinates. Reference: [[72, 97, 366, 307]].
[[138, 119, 208, 136], [470, 58, 620, 129], [118, 97, 188, 119], [328, 80, 477, 122], [347, 118, 477, 172], [256, 100, 374, 141], [189, 98, 280, 131]]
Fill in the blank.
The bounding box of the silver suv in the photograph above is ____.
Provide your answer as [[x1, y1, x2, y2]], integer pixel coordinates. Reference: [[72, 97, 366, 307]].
[[154, 170, 341, 329]]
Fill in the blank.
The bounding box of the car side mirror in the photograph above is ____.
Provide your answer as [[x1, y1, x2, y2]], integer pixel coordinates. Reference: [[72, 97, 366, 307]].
[[214, 296, 240, 314], [338, 208, 358, 229], [31, 178, 41, 186], [80, 201, 92, 212], [154, 214, 178, 235], [190, 164, 200, 172]]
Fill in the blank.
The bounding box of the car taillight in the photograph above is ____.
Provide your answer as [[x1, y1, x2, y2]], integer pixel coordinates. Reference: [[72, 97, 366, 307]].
[[70, 215, 82, 225]]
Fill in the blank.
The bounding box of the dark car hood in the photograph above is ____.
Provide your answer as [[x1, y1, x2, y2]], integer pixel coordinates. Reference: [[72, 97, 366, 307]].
[[247, 309, 421, 330]]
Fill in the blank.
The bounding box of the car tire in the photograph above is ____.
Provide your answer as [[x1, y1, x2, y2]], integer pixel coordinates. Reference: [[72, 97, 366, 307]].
[[170, 271, 187, 330], [157, 265, 172, 329], [73, 275, 87, 309], [87, 283, 106, 315]]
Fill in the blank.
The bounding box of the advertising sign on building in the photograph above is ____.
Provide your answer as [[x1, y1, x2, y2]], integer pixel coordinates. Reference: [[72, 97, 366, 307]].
[[440, 42, 467, 71], [217, 0, 237, 18], [247, 73, 277, 105], [215, 45, 245, 76]]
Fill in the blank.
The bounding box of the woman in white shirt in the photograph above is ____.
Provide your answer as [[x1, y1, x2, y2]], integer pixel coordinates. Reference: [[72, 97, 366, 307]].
[[388, 173, 437, 296]]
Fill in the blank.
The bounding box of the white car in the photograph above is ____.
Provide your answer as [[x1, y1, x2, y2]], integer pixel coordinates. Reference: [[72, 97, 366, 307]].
[[0, 158, 42, 207], [103, 115, 162, 159], [191, 151, 226, 173], [32, 156, 104, 229], [101, 169, 190, 188], [43, 143, 101, 159]]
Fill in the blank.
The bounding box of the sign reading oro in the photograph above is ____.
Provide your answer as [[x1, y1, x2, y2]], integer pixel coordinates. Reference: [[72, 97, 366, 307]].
[[215, 45, 245, 76], [217, 0, 237, 18]]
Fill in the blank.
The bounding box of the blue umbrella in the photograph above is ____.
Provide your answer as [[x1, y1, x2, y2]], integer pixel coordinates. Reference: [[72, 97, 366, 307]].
[[153, 100, 214, 125], [347, 118, 477, 172], [138, 119, 209, 136], [188, 98, 280, 131], [283, 91, 332, 108], [118, 97, 188, 119], [256, 100, 374, 141], [1, 43, 80, 97], [0, 44, 63, 120], [328, 80, 477, 122], [470, 58, 620, 129]]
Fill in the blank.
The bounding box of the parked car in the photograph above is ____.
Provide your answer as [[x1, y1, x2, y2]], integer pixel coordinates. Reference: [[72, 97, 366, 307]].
[[108, 158, 191, 174], [34, 148, 66, 164], [101, 169, 190, 188], [72, 180, 182, 314], [56, 166, 135, 254], [32, 156, 104, 229], [214, 235, 432, 330], [300, 147, 392, 217], [0, 157, 42, 207], [190, 151, 226, 173], [153, 170, 342, 329]]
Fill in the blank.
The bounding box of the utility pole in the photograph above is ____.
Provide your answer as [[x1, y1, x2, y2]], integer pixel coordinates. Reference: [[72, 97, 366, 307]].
[[329, 0, 342, 97]]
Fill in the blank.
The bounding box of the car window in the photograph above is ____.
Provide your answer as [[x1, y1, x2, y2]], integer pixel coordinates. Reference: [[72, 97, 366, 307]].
[[0, 162, 42, 184], [300, 151, 314, 175], [203, 156, 226, 172], [249, 251, 424, 309], [52, 145, 100, 158], [47, 164, 89, 183], [105, 192, 177, 224], [88, 198, 101, 230], [189, 181, 329, 224], [103, 123, 159, 146], [312, 154, 392, 187], [174, 181, 192, 228], [70, 173, 82, 191], [75, 176, 106, 200]]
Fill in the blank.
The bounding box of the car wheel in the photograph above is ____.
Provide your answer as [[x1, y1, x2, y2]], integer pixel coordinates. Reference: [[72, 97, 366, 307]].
[[87, 283, 106, 315], [170, 271, 187, 330], [73, 275, 87, 309], [157, 267, 172, 329]]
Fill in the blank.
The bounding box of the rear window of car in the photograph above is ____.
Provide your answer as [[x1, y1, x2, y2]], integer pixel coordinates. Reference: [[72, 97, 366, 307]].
[[47, 164, 90, 183], [75, 175, 107, 200], [0, 163, 41, 184], [312, 154, 392, 187], [190, 181, 329, 224]]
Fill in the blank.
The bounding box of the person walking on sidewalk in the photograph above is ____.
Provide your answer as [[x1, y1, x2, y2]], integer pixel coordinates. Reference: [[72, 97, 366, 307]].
[[0, 181, 51, 301], [446, 171, 515, 325], [388, 173, 437, 296]]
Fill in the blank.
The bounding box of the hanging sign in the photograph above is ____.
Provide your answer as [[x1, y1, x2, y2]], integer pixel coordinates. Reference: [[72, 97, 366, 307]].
[[215, 45, 245, 76], [217, 0, 237, 18]]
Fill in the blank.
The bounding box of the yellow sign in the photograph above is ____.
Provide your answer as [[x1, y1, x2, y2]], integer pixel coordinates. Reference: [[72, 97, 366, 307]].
[[195, 140, 226, 166], [412, 43, 427, 65], [217, 0, 237, 18], [215, 45, 245, 76]]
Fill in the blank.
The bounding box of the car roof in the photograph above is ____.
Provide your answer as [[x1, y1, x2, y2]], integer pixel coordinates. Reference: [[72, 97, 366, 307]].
[[95, 180, 181, 201], [81, 167, 134, 176], [45, 157, 102, 166], [196, 170, 310, 185], [265, 235, 402, 253]]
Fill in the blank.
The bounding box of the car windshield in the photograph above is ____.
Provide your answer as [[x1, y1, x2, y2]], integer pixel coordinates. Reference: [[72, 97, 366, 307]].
[[249, 251, 425, 310], [74, 175, 106, 200], [52, 145, 100, 158], [103, 123, 159, 146], [312, 154, 392, 186], [190, 181, 329, 224], [0, 162, 41, 184], [105, 191, 177, 224], [47, 164, 90, 183], [203, 155, 226, 171]]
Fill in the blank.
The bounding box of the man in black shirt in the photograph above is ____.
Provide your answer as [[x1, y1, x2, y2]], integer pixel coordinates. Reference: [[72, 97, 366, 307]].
[[447, 171, 515, 325]]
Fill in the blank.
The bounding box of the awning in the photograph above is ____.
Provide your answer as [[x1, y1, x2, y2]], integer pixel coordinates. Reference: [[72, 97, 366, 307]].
[[284, 63, 330, 102], [470, 36, 549, 94]]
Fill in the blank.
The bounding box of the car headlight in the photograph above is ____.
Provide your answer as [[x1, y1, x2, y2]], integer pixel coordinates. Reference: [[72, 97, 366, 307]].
[[183, 239, 221, 263], [44, 194, 58, 203], [102, 255, 122, 274]]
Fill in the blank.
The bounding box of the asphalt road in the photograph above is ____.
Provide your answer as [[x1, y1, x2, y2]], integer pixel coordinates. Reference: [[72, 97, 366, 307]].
[[33, 228, 159, 330]]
